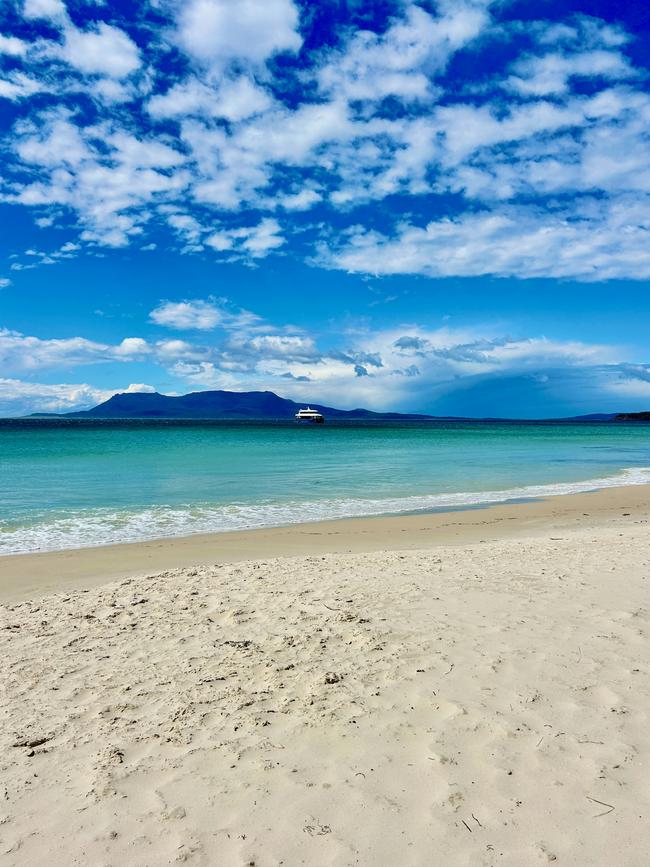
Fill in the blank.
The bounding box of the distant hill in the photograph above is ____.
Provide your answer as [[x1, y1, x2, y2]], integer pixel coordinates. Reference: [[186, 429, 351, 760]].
[[58, 390, 439, 420], [25, 389, 648, 421], [614, 411, 650, 421]]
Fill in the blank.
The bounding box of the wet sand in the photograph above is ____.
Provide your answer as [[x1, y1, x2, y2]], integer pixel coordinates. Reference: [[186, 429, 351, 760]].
[[1, 482, 649, 602]]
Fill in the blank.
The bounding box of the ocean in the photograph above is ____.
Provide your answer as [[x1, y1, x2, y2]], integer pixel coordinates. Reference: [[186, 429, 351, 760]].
[[1, 418, 650, 555]]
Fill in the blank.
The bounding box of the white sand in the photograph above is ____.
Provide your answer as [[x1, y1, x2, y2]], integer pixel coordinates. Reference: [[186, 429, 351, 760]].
[[2, 521, 649, 865]]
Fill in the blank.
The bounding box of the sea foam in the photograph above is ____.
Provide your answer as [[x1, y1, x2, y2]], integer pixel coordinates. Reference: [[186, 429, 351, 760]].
[[2, 465, 649, 555]]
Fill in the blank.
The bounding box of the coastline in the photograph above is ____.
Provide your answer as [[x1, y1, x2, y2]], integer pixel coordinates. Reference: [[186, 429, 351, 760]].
[[2, 481, 649, 602]]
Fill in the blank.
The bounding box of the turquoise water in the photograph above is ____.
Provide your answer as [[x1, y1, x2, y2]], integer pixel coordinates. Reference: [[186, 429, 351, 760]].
[[1, 419, 650, 554]]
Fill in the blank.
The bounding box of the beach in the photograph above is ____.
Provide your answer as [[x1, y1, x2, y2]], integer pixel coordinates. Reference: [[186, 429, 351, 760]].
[[2, 486, 649, 865], [3, 0, 650, 861]]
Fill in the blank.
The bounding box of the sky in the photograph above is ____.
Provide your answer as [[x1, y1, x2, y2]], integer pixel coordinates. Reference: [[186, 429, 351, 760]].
[[1, 0, 649, 418]]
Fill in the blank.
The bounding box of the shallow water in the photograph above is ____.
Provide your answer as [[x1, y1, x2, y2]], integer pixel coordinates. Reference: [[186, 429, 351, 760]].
[[1, 418, 649, 553]]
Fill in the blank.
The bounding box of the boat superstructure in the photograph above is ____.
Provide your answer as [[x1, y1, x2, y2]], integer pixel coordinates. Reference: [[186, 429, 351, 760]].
[[295, 407, 325, 424]]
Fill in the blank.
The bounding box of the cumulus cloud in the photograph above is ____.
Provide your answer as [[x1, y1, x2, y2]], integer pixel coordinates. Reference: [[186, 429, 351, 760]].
[[0, 72, 44, 101], [278, 188, 322, 211], [148, 75, 272, 122], [9, 108, 188, 246], [248, 334, 318, 360], [0, 378, 112, 416], [0, 329, 152, 373], [150, 299, 225, 331], [153, 316, 623, 415], [60, 23, 141, 78], [174, 0, 302, 67], [248, 327, 628, 414], [166, 360, 236, 390], [205, 218, 285, 258], [0, 34, 28, 56], [149, 298, 261, 331], [0, 378, 156, 416], [0, 0, 649, 283], [22, 0, 66, 22], [123, 382, 157, 394], [506, 49, 634, 96], [0, 320, 251, 376], [322, 197, 650, 281], [0, 308, 642, 417], [318, 2, 488, 103]]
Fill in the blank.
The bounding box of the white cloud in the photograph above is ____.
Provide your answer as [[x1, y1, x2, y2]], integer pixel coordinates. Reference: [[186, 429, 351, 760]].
[[148, 75, 271, 122], [166, 212, 203, 245], [248, 334, 318, 360], [602, 364, 650, 402], [205, 218, 285, 258], [239, 100, 354, 166], [278, 188, 322, 210], [175, 0, 301, 67], [0, 378, 112, 416], [22, 0, 66, 21], [2, 1, 650, 283], [104, 130, 185, 169], [90, 77, 134, 105], [0, 328, 152, 373], [209, 76, 273, 121], [10, 109, 188, 246], [155, 339, 205, 360], [149, 299, 226, 330], [61, 22, 141, 78], [113, 337, 150, 357], [0, 277, 12, 288], [124, 382, 156, 393], [4, 240, 82, 273], [434, 100, 586, 165], [0, 34, 28, 56], [239, 217, 285, 256], [0, 311, 636, 417], [0, 72, 43, 101], [148, 78, 210, 119], [0, 378, 158, 416], [15, 112, 91, 166], [151, 309, 622, 413], [169, 360, 238, 390], [507, 49, 634, 96], [178, 99, 355, 211], [161, 320, 624, 415], [149, 298, 262, 331], [318, 2, 488, 103], [242, 326, 622, 412], [535, 15, 629, 50], [323, 195, 650, 281]]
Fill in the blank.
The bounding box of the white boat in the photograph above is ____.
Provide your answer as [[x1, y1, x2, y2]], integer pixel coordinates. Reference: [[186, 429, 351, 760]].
[[295, 406, 325, 424]]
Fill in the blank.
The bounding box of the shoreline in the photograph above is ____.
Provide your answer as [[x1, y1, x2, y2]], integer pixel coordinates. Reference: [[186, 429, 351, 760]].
[[2, 465, 648, 558], [3, 499, 649, 864], [2, 481, 649, 602]]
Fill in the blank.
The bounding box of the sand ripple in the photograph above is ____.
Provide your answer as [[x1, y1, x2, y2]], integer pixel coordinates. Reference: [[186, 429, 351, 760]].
[[2, 526, 649, 865]]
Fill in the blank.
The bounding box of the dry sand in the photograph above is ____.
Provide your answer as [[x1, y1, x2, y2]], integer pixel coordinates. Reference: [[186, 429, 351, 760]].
[[1, 489, 650, 865]]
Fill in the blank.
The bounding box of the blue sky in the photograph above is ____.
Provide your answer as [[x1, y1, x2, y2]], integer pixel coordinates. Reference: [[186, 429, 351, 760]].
[[1, 0, 649, 417]]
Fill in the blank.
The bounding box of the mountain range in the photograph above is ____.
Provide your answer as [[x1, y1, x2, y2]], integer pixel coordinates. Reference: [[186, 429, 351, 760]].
[[26, 389, 649, 421], [60, 390, 437, 420]]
